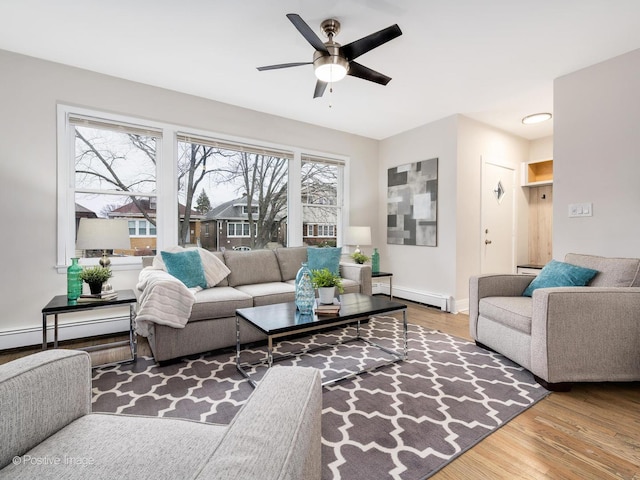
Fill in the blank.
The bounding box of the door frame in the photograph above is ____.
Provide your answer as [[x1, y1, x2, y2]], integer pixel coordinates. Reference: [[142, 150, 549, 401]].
[[480, 156, 518, 274]]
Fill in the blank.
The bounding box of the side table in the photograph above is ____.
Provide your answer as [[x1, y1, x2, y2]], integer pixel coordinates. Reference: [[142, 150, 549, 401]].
[[372, 271, 394, 299], [41, 289, 137, 367]]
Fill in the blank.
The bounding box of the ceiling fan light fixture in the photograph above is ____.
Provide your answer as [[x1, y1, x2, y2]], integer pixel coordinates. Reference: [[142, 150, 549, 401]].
[[522, 112, 552, 125], [315, 62, 347, 82], [314, 47, 349, 83]]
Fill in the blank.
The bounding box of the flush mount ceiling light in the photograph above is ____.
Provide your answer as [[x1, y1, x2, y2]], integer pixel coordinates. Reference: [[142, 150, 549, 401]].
[[522, 112, 552, 125]]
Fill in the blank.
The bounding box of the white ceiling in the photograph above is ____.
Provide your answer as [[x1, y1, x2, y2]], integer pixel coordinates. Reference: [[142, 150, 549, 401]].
[[1, 0, 640, 140]]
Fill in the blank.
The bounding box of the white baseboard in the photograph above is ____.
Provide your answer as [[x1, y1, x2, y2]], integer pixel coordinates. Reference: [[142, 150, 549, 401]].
[[0, 317, 130, 351], [373, 282, 454, 313]]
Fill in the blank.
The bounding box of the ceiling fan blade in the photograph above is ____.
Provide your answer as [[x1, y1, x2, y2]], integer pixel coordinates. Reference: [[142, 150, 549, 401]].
[[347, 61, 392, 85], [257, 62, 312, 71], [341, 24, 402, 61], [287, 13, 330, 54], [313, 80, 328, 98]]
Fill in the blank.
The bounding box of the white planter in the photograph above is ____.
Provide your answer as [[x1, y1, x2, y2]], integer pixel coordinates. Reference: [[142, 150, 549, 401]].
[[317, 287, 336, 305]]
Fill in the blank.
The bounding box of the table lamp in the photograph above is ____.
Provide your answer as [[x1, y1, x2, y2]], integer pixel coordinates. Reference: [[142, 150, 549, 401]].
[[76, 218, 131, 290], [346, 226, 371, 254]]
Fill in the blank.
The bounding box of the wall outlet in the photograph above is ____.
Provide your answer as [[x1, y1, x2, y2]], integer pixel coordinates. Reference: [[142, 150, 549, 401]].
[[568, 202, 593, 217]]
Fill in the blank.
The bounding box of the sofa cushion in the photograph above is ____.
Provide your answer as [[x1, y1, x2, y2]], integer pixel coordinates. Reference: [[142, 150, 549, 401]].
[[2, 413, 225, 480], [224, 250, 282, 286], [191, 287, 253, 321], [479, 296, 533, 334], [210, 251, 229, 287], [564, 253, 640, 287], [161, 250, 207, 289], [523, 260, 598, 297], [308, 247, 342, 276], [275, 246, 308, 281], [236, 282, 296, 306]]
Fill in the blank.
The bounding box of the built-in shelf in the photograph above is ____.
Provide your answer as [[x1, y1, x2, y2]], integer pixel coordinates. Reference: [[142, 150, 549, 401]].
[[522, 159, 553, 186]]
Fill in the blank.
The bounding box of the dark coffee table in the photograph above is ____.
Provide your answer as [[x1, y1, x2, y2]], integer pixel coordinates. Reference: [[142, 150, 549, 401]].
[[235, 293, 407, 386]]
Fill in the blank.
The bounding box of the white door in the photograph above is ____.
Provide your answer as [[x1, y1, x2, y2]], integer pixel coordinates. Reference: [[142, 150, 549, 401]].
[[480, 158, 516, 274]]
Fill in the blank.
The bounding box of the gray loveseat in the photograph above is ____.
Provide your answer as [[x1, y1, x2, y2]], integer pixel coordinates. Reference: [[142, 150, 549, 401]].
[[0, 349, 322, 480], [469, 253, 640, 389], [138, 246, 372, 363]]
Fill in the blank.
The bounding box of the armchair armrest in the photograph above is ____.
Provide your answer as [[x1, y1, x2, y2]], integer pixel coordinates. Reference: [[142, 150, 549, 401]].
[[0, 350, 91, 469], [469, 274, 534, 337], [530, 287, 640, 383], [340, 262, 372, 295], [201, 366, 322, 480]]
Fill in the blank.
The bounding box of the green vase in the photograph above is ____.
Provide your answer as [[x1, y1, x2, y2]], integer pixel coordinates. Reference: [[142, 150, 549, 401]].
[[372, 248, 380, 273], [67, 258, 83, 300]]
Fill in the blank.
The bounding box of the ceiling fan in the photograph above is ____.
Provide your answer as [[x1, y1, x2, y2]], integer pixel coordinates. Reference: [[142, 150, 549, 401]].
[[257, 13, 402, 98]]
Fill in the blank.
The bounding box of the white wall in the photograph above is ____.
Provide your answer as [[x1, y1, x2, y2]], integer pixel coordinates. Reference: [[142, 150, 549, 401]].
[[0, 49, 378, 345], [529, 135, 553, 162], [378, 116, 459, 309], [554, 48, 640, 259], [378, 115, 529, 312], [456, 116, 530, 310]]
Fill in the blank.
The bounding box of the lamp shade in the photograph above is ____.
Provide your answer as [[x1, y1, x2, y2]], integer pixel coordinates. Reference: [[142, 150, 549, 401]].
[[76, 218, 131, 251], [346, 226, 372, 247]]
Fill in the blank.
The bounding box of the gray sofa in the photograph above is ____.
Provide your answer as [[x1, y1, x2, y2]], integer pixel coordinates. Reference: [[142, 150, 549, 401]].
[[469, 253, 640, 390], [139, 246, 372, 363], [0, 349, 322, 480]]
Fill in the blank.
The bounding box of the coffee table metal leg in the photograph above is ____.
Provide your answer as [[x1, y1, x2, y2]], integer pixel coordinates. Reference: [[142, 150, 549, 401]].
[[267, 336, 273, 368], [236, 316, 257, 388]]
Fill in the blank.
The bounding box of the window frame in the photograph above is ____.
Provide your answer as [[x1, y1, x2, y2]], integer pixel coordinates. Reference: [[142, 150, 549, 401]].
[[57, 104, 350, 272]]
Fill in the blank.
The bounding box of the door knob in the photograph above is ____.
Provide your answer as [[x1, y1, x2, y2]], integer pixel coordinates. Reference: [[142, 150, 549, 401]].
[[485, 240, 492, 245]]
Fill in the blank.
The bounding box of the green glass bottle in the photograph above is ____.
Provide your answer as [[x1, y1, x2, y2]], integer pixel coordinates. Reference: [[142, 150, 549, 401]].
[[67, 257, 83, 301], [371, 248, 380, 274]]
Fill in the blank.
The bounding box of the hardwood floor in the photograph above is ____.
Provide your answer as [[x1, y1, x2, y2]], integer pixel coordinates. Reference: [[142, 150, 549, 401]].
[[1, 300, 638, 479]]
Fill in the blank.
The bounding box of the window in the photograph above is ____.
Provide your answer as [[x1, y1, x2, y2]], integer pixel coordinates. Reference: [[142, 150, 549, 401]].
[[57, 105, 348, 269], [228, 222, 253, 237], [301, 155, 343, 246], [242, 206, 258, 215], [64, 114, 159, 264], [177, 134, 290, 250], [128, 220, 156, 237]]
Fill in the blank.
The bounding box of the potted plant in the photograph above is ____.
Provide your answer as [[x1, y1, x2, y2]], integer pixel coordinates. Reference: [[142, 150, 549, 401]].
[[79, 265, 112, 294], [351, 252, 370, 265], [311, 268, 344, 304]]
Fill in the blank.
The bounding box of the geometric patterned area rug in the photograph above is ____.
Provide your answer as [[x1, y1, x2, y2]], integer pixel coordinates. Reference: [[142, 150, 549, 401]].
[[92, 317, 549, 480]]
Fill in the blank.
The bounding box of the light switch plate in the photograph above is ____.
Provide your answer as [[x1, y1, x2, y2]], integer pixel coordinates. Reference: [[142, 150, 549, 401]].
[[568, 202, 593, 217]]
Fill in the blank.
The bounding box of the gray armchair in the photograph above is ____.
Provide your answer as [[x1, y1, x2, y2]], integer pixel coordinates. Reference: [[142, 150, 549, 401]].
[[469, 253, 640, 390], [0, 349, 322, 479]]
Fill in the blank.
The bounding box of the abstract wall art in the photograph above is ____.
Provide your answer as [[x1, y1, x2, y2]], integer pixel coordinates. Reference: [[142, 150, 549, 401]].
[[387, 158, 438, 246]]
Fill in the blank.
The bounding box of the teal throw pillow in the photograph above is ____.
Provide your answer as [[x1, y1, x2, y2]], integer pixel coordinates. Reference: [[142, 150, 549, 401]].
[[522, 259, 598, 297], [307, 247, 342, 276], [161, 250, 207, 289]]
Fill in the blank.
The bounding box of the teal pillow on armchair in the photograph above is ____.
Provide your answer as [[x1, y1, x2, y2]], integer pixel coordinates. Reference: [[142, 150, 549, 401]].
[[522, 259, 598, 297]]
